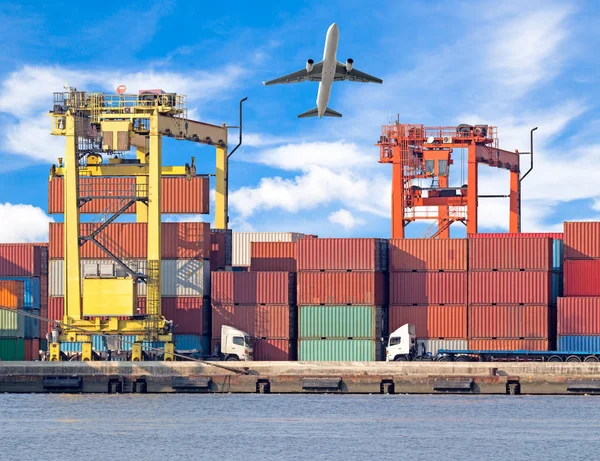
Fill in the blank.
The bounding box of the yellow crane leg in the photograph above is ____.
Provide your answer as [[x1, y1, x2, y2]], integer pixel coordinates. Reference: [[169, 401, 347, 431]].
[[214, 146, 228, 229], [136, 146, 148, 223], [131, 343, 143, 361], [49, 342, 61, 361], [164, 342, 175, 361], [81, 342, 93, 361]]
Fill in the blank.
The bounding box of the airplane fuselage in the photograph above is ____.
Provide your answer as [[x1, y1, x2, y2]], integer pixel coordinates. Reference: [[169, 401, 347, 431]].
[[316, 23, 339, 118]]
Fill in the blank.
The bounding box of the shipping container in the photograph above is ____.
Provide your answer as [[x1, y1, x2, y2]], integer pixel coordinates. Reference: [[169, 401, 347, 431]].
[[298, 339, 379, 361], [49, 259, 210, 297], [40, 275, 48, 308], [211, 304, 293, 339], [174, 334, 203, 352], [553, 239, 564, 272], [467, 233, 564, 239], [468, 238, 553, 271], [48, 176, 210, 214], [467, 339, 549, 351], [0, 280, 24, 308], [0, 338, 25, 360], [250, 242, 298, 272], [297, 271, 386, 305], [0, 244, 47, 277], [49, 222, 210, 259], [297, 238, 387, 271], [564, 260, 600, 296], [210, 229, 232, 270], [564, 222, 600, 259], [557, 335, 600, 352], [388, 305, 467, 339], [468, 271, 552, 305], [468, 305, 550, 339], [24, 338, 40, 360], [25, 309, 40, 339], [0, 277, 39, 309], [299, 305, 384, 339], [211, 271, 296, 305], [416, 339, 468, 356], [390, 272, 466, 305], [211, 337, 294, 361], [233, 232, 304, 267], [0, 309, 25, 337], [557, 297, 600, 335], [389, 239, 467, 271]]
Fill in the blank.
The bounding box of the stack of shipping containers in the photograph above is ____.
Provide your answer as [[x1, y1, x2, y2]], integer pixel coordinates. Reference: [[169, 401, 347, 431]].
[[231, 232, 304, 269], [47, 176, 211, 355], [387, 239, 468, 355], [297, 238, 387, 361], [0, 244, 46, 360], [211, 269, 297, 360], [467, 234, 562, 351], [558, 223, 600, 351]]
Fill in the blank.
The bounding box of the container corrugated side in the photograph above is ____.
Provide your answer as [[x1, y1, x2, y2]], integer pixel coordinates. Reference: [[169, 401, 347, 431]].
[[0, 280, 24, 308], [174, 334, 203, 352], [416, 339, 468, 356], [564, 222, 600, 259], [468, 233, 564, 239], [297, 271, 386, 305], [0, 309, 25, 337], [390, 272, 466, 305], [211, 338, 293, 361], [298, 339, 379, 361], [558, 297, 600, 335], [211, 304, 292, 339], [468, 271, 552, 305], [158, 298, 203, 335], [468, 305, 550, 339], [564, 260, 600, 296], [25, 309, 40, 339], [299, 305, 382, 339], [210, 229, 232, 270], [389, 239, 467, 271], [0, 338, 25, 360], [0, 277, 39, 309], [0, 244, 45, 277], [297, 238, 386, 271], [388, 305, 466, 338], [467, 339, 549, 351], [468, 238, 553, 271], [211, 271, 295, 305], [250, 242, 297, 272], [557, 335, 600, 352], [24, 338, 40, 360], [232, 232, 303, 267]]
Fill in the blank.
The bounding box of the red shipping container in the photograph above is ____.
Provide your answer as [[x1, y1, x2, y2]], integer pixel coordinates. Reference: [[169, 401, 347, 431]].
[[468, 271, 551, 305], [564, 260, 600, 296], [390, 272, 466, 305], [297, 271, 386, 305], [558, 297, 600, 335], [40, 275, 48, 308], [389, 239, 466, 271], [24, 338, 40, 361], [469, 238, 553, 271], [212, 304, 291, 338], [388, 305, 466, 338], [211, 272, 296, 305], [468, 339, 549, 351], [468, 233, 563, 239], [210, 229, 232, 270], [210, 338, 294, 361], [468, 305, 550, 339], [48, 176, 210, 214], [49, 222, 210, 259], [297, 238, 385, 271], [565, 222, 600, 259], [0, 244, 47, 277], [138, 297, 203, 335], [251, 242, 297, 272]]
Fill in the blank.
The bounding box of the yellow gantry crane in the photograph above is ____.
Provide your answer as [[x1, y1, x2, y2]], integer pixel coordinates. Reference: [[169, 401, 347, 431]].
[[47, 88, 232, 361]]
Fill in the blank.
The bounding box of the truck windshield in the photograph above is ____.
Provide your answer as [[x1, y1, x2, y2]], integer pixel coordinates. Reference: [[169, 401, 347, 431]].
[[389, 337, 401, 346], [244, 336, 252, 348]]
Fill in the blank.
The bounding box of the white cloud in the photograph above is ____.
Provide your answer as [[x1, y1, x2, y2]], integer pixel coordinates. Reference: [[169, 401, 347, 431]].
[[243, 132, 295, 148], [328, 209, 366, 230], [0, 203, 53, 242]]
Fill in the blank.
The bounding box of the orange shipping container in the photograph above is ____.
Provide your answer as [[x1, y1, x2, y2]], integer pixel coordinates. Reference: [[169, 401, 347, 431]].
[[0, 244, 47, 277], [388, 305, 467, 338], [49, 222, 210, 259], [564, 222, 600, 259], [211, 272, 296, 305], [468, 305, 550, 339], [297, 271, 386, 305], [558, 297, 600, 335], [0, 280, 24, 308], [212, 304, 292, 338], [251, 242, 297, 272], [389, 239, 466, 271], [467, 339, 549, 351], [390, 272, 467, 305], [469, 238, 553, 271], [468, 233, 563, 239], [468, 271, 552, 305], [297, 238, 386, 271], [210, 229, 232, 270], [48, 176, 209, 214]]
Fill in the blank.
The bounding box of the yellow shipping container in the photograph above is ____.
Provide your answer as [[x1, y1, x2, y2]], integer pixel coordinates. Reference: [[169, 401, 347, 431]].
[[0, 280, 24, 309]]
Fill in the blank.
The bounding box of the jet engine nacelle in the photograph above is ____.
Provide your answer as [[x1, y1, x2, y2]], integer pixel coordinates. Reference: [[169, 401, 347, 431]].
[[306, 59, 315, 73], [346, 58, 354, 72]]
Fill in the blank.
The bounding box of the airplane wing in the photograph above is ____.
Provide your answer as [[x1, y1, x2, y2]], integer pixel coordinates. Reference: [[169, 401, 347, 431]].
[[334, 62, 383, 83], [263, 62, 324, 85]]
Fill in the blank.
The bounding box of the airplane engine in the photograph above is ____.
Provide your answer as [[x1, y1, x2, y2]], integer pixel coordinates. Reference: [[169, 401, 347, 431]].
[[346, 58, 354, 72], [306, 59, 314, 73]]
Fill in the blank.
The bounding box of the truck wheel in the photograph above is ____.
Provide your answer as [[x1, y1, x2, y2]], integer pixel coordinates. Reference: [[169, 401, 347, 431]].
[[455, 356, 471, 362], [226, 356, 239, 361], [547, 356, 563, 362], [438, 356, 453, 362], [394, 355, 407, 361], [584, 356, 599, 362], [566, 355, 581, 362]]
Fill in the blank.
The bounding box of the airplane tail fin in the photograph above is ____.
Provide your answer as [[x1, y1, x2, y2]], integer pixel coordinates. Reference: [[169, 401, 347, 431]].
[[297, 107, 342, 118]]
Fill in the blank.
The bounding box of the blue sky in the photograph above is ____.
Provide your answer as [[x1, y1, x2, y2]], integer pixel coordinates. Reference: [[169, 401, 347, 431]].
[[0, 0, 599, 241]]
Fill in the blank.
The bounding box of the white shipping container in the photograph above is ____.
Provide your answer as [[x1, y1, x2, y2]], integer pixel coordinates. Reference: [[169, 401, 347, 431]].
[[232, 232, 304, 266], [49, 259, 209, 297], [416, 339, 468, 356]]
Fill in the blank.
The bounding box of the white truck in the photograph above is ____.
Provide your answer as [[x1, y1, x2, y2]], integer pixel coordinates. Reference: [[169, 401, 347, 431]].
[[386, 324, 420, 361], [211, 325, 253, 361]]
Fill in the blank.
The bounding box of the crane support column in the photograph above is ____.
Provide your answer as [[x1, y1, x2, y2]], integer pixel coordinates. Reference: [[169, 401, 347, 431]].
[[509, 170, 520, 233], [392, 162, 405, 239], [467, 144, 478, 234], [215, 146, 228, 229], [136, 146, 148, 223], [437, 174, 450, 239]]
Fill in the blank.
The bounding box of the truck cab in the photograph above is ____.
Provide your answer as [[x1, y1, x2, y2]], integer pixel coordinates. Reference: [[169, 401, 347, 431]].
[[220, 325, 253, 361], [386, 324, 417, 361]]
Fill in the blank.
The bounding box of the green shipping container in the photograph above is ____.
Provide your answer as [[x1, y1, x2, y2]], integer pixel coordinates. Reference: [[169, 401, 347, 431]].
[[0, 338, 25, 360], [298, 339, 380, 361], [299, 305, 384, 339], [0, 309, 25, 338]]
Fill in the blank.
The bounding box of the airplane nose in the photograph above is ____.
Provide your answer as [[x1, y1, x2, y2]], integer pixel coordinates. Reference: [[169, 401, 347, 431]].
[[329, 23, 338, 32]]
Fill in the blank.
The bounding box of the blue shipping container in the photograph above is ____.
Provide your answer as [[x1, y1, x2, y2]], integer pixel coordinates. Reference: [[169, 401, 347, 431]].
[[558, 336, 600, 352], [552, 239, 564, 273], [24, 309, 40, 339], [175, 334, 203, 352], [552, 272, 563, 304], [0, 277, 40, 309]]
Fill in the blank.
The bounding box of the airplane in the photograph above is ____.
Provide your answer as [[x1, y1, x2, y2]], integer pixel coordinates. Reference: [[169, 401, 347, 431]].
[[263, 23, 383, 119]]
